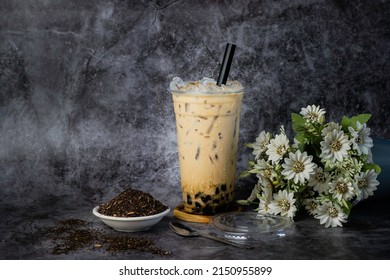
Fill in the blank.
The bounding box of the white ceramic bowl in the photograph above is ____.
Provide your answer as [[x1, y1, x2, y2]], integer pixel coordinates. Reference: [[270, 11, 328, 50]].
[[92, 206, 170, 232]]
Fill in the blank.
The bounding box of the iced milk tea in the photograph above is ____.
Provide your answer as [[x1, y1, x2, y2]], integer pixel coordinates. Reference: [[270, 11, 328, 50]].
[[170, 78, 244, 214]]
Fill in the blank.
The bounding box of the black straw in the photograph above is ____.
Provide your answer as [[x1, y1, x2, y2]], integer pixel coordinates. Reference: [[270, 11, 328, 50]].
[[216, 43, 236, 86]]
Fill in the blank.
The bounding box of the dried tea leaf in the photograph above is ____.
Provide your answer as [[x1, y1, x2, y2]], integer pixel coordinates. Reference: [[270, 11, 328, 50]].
[[98, 188, 168, 217]]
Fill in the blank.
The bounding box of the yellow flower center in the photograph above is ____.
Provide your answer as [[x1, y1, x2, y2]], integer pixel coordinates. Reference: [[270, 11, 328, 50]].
[[330, 140, 342, 152], [292, 161, 304, 173], [358, 179, 368, 189], [336, 182, 349, 194], [264, 169, 272, 178], [279, 199, 290, 212], [308, 112, 318, 122], [327, 207, 339, 218], [276, 145, 286, 156], [315, 172, 326, 183], [356, 136, 364, 144]]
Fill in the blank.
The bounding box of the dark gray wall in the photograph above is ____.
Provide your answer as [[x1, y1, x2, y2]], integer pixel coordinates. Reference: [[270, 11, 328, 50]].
[[1, 0, 389, 209]]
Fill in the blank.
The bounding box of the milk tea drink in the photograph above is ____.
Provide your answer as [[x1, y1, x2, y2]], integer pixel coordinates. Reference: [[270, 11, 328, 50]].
[[170, 77, 244, 214]]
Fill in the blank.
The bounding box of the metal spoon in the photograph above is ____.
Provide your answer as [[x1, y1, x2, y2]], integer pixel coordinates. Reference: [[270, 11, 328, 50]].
[[169, 222, 253, 249]]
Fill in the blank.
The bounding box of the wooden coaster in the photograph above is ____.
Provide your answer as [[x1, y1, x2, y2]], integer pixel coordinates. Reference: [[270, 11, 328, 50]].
[[173, 204, 213, 223], [173, 203, 243, 224]]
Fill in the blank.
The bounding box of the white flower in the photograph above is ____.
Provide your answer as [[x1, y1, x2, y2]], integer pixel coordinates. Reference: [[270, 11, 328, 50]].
[[354, 169, 379, 201], [338, 157, 363, 179], [320, 130, 351, 162], [243, 105, 381, 229], [329, 177, 355, 201], [303, 198, 319, 215], [259, 177, 274, 200], [266, 133, 290, 164], [251, 131, 272, 160], [253, 159, 278, 182], [300, 104, 326, 123], [245, 182, 262, 202], [348, 121, 373, 155], [281, 150, 316, 184], [308, 167, 331, 194], [269, 190, 297, 218], [321, 121, 342, 137], [257, 197, 271, 215], [315, 202, 348, 228]]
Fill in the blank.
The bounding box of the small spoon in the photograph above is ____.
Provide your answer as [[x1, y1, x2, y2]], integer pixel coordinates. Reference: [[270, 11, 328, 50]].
[[169, 222, 253, 249]]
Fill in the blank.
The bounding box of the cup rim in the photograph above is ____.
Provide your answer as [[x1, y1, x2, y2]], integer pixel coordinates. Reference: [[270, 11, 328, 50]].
[[169, 88, 244, 95]]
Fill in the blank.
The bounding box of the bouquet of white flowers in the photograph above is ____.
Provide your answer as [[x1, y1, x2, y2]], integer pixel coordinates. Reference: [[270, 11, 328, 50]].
[[239, 105, 381, 228]]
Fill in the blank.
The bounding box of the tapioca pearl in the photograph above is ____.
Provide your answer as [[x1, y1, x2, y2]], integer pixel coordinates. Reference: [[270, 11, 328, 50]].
[[195, 202, 202, 210], [201, 195, 211, 203], [215, 187, 220, 195], [195, 192, 202, 199], [186, 194, 193, 205], [221, 184, 227, 192]]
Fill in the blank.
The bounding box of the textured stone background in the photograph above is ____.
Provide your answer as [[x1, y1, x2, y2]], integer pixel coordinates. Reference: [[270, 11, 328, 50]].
[[1, 0, 389, 212]]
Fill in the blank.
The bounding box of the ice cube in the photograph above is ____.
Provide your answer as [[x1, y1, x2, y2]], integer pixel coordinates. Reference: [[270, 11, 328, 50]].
[[169, 77, 185, 90], [173, 77, 184, 85], [200, 77, 216, 85]]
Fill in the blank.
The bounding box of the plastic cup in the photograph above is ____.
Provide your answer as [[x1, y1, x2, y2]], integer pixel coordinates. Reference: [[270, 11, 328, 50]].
[[171, 88, 244, 215]]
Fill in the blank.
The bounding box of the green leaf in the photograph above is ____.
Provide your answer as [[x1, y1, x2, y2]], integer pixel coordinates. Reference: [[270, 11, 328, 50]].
[[295, 133, 306, 151], [239, 170, 252, 178], [292, 113, 306, 133], [341, 114, 371, 131], [292, 112, 305, 124], [245, 143, 254, 148], [354, 113, 371, 124], [236, 199, 252, 206], [291, 113, 309, 149], [364, 163, 382, 174], [341, 199, 353, 215]]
